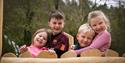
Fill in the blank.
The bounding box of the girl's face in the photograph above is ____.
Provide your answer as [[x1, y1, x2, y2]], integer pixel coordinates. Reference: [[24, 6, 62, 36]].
[[49, 18, 64, 33], [90, 16, 107, 33], [77, 31, 94, 47], [33, 32, 47, 48]]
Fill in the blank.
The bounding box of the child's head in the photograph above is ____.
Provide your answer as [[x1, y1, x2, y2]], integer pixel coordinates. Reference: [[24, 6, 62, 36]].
[[77, 23, 95, 47], [48, 10, 65, 34], [87, 10, 110, 33], [31, 28, 48, 48]]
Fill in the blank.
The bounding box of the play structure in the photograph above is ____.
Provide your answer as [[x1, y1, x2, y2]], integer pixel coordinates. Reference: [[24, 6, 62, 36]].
[[0, 0, 125, 63]]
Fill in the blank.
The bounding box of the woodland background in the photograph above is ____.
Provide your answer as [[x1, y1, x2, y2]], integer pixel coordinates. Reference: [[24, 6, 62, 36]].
[[3, 0, 125, 56]]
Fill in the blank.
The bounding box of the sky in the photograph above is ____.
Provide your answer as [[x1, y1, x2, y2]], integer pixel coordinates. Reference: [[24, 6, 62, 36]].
[[62, 0, 80, 6], [62, 0, 122, 8], [89, 0, 119, 7]]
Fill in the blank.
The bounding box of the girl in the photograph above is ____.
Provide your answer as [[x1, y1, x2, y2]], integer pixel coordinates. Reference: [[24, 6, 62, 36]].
[[20, 28, 55, 57], [75, 10, 111, 56]]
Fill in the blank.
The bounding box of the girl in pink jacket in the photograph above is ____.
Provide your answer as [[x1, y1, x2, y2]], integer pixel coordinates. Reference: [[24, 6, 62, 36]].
[[20, 29, 55, 57], [75, 10, 111, 56]]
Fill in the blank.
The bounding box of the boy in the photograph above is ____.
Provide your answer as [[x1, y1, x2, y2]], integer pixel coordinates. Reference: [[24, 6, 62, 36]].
[[47, 10, 69, 58], [71, 23, 95, 56]]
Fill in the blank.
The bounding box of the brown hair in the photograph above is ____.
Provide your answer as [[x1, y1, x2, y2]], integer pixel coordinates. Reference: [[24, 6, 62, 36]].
[[31, 28, 48, 44], [49, 10, 65, 21]]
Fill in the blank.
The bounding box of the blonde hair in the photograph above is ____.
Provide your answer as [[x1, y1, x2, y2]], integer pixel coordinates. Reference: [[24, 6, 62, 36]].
[[87, 10, 110, 31], [78, 23, 95, 37]]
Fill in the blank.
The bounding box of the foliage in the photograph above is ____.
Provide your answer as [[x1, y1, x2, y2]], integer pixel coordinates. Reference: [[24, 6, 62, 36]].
[[3, 0, 125, 56]]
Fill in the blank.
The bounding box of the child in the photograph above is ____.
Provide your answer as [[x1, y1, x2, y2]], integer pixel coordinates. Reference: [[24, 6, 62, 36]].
[[74, 23, 95, 49], [47, 10, 69, 58], [75, 10, 111, 56], [20, 28, 54, 57], [70, 23, 95, 56]]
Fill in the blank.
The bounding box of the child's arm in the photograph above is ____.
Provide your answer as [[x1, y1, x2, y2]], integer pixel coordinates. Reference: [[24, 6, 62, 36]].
[[90, 31, 111, 49], [75, 31, 111, 54]]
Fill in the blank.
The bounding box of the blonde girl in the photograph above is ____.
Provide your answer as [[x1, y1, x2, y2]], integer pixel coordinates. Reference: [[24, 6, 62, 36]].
[[75, 10, 111, 56]]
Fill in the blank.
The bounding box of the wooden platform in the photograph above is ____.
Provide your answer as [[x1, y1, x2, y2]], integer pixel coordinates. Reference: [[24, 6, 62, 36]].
[[1, 57, 125, 63]]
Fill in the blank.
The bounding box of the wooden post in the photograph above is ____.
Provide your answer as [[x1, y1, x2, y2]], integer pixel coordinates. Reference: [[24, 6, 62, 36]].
[[0, 0, 3, 57]]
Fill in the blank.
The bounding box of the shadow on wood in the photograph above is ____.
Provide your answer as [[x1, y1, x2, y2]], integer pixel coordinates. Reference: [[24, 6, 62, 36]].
[[122, 53, 125, 57], [61, 50, 77, 58], [105, 49, 119, 57], [2, 52, 16, 57], [37, 51, 57, 58], [80, 49, 102, 57], [19, 51, 32, 58]]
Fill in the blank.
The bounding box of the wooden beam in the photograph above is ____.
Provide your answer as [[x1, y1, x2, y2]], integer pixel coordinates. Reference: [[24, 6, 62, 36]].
[[1, 57, 125, 63], [0, 0, 3, 57]]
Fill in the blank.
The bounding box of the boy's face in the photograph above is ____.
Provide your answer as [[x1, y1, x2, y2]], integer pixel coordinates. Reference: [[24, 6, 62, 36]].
[[48, 18, 64, 33], [33, 32, 47, 48], [77, 31, 94, 47]]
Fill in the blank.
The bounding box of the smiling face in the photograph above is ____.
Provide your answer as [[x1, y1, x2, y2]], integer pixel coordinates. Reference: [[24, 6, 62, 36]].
[[77, 31, 94, 47], [33, 32, 47, 48], [90, 16, 107, 34], [49, 18, 64, 33]]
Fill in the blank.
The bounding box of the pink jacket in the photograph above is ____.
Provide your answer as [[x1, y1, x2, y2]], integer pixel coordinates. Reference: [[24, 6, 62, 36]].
[[75, 30, 111, 55], [27, 45, 48, 57]]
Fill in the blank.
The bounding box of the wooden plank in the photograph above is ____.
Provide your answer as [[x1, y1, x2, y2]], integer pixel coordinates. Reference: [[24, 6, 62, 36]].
[[1, 57, 125, 63], [0, 0, 3, 57]]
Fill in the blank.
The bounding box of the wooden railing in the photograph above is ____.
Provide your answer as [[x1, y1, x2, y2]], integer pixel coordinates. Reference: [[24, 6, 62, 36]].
[[1, 57, 125, 63]]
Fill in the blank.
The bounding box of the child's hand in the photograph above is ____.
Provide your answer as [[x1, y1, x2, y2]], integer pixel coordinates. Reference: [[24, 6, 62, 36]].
[[69, 45, 75, 50], [48, 49, 56, 53], [19, 45, 28, 53]]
